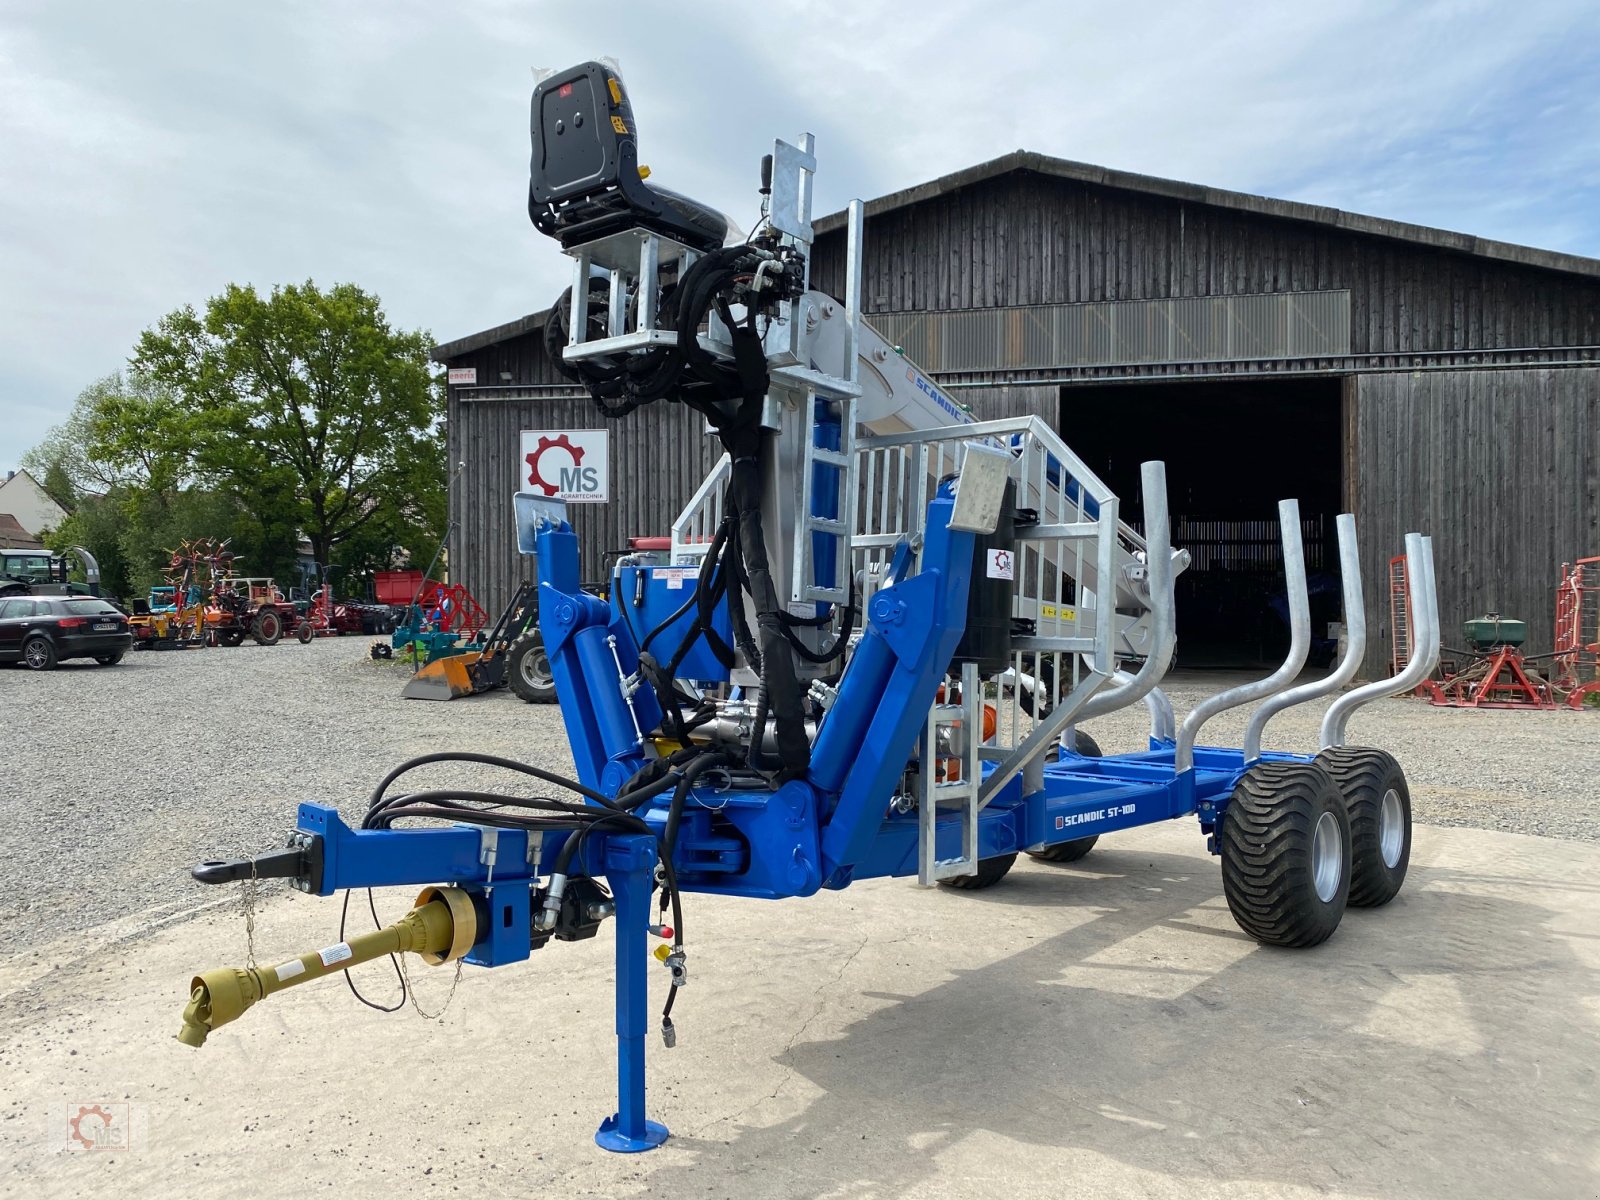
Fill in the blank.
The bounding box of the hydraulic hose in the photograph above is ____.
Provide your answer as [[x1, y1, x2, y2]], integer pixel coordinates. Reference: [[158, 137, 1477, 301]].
[[366, 751, 617, 812], [726, 447, 811, 778]]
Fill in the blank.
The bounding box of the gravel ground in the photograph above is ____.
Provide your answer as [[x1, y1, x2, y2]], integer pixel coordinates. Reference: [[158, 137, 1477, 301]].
[[0, 637, 588, 956], [1, 638, 1596, 956]]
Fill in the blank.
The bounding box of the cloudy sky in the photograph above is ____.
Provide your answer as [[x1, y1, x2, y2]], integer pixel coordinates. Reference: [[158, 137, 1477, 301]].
[[3, 0, 1597, 467]]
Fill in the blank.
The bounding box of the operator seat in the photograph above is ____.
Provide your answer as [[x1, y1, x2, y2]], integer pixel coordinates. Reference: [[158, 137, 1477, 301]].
[[528, 61, 730, 253]]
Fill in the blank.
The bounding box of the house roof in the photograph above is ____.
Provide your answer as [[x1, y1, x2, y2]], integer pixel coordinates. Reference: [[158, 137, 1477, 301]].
[[812, 150, 1600, 280], [0, 514, 46, 551], [0, 468, 48, 496], [434, 150, 1600, 360]]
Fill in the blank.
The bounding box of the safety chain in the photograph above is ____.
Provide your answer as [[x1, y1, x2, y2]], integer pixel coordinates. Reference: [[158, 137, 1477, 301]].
[[240, 852, 260, 970], [400, 956, 464, 1022]]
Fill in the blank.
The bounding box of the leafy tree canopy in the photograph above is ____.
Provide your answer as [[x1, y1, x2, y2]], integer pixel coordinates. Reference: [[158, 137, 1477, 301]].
[[23, 281, 444, 601], [133, 280, 441, 569]]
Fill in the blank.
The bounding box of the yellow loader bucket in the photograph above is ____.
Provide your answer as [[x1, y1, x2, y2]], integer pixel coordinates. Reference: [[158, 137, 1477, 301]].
[[402, 651, 484, 701]]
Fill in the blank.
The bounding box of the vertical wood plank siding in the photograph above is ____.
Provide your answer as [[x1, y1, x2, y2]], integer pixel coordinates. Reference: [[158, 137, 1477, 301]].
[[1353, 368, 1600, 677], [954, 384, 1059, 421], [444, 168, 1600, 683], [444, 329, 721, 614], [809, 172, 1600, 354]]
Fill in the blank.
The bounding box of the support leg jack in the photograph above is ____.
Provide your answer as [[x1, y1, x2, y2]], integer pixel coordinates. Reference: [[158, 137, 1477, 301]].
[[594, 832, 670, 1153]]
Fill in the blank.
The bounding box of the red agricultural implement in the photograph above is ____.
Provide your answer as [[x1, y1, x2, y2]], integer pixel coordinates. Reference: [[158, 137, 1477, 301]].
[[1553, 556, 1600, 709], [373, 570, 489, 639], [297, 583, 371, 641], [1398, 553, 1597, 710]]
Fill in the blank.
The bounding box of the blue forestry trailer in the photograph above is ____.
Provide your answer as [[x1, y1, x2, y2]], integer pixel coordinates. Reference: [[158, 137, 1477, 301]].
[[177, 61, 1442, 1153]]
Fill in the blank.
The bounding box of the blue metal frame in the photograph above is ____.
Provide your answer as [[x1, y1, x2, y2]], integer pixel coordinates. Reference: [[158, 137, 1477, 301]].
[[274, 479, 1307, 1152]]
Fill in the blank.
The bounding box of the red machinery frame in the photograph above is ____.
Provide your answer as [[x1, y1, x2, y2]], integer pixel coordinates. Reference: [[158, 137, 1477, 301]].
[[1420, 643, 1558, 709], [1398, 552, 1561, 709], [1389, 554, 1413, 675], [1554, 556, 1600, 709], [1410, 554, 1600, 711], [301, 583, 367, 639], [372, 571, 489, 639]]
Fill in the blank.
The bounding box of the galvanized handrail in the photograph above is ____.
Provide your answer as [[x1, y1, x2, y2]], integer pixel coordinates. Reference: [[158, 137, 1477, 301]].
[[1241, 512, 1365, 760], [670, 453, 731, 563], [1174, 498, 1310, 773], [1320, 533, 1437, 748], [852, 417, 1124, 804]]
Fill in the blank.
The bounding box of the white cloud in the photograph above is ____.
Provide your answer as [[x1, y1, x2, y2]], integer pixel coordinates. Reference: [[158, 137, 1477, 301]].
[[1, 0, 1596, 465]]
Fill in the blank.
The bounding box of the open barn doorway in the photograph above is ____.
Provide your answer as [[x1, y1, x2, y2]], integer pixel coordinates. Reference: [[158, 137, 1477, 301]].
[[1060, 377, 1345, 669]]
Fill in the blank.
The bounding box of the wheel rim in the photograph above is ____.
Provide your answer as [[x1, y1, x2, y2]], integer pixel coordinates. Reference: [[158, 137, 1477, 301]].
[[1311, 810, 1343, 903], [520, 647, 552, 689], [1379, 788, 1405, 868], [24, 641, 47, 668]]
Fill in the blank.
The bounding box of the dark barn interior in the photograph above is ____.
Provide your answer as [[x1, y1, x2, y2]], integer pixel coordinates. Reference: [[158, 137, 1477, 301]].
[[1060, 378, 1345, 668]]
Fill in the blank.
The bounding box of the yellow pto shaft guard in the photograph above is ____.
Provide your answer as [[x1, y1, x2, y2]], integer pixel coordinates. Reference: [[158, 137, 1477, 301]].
[[177, 886, 477, 1047]]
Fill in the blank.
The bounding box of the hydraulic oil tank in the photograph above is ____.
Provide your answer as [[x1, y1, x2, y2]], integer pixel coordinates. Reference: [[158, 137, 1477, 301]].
[[1462, 614, 1526, 651], [612, 564, 733, 683], [954, 477, 1016, 674]]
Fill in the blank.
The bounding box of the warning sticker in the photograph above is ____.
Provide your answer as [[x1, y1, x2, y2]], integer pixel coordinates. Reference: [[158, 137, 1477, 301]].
[[274, 959, 306, 983], [611, 115, 629, 134], [986, 549, 1015, 581], [317, 943, 353, 968], [654, 567, 698, 591]]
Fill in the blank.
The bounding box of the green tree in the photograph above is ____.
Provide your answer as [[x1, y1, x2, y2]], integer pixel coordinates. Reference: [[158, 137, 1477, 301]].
[[23, 371, 192, 497], [25, 370, 303, 598], [133, 281, 441, 570], [43, 493, 130, 597], [40, 460, 77, 514]]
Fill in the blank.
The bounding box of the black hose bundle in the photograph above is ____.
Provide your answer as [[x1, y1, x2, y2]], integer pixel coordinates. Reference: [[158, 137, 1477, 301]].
[[724, 447, 810, 777], [349, 751, 688, 1035], [546, 240, 822, 780]]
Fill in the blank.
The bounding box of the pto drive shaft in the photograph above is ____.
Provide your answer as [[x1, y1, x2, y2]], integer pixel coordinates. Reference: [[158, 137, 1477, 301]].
[[177, 886, 478, 1047]]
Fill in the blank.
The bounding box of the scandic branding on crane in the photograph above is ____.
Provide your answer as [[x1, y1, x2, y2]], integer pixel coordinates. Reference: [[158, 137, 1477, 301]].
[[906, 366, 971, 425]]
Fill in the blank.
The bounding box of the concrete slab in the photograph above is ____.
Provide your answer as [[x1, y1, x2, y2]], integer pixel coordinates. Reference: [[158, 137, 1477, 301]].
[[3, 820, 1597, 1198]]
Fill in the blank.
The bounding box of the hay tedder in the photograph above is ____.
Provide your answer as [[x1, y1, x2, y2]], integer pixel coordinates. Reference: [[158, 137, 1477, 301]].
[[178, 62, 1441, 1153], [126, 539, 300, 650]]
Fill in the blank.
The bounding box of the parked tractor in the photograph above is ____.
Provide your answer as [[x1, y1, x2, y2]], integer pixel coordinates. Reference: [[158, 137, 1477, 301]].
[[209, 577, 299, 647], [1, 546, 102, 598]]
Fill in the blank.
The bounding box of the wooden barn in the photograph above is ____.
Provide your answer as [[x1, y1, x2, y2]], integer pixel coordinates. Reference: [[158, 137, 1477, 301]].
[[434, 151, 1600, 675]]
